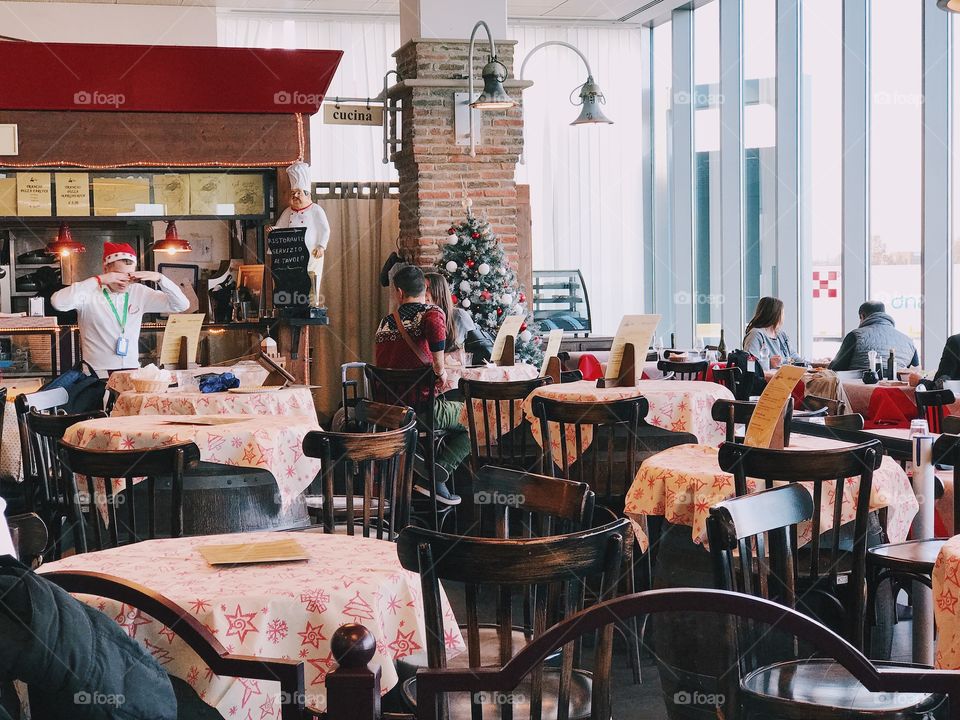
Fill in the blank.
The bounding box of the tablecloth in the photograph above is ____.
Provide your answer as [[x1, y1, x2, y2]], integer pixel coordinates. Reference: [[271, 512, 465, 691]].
[[624, 434, 918, 550], [933, 536, 960, 668], [522, 379, 732, 467], [112, 388, 317, 420], [38, 532, 465, 714], [63, 415, 322, 508]]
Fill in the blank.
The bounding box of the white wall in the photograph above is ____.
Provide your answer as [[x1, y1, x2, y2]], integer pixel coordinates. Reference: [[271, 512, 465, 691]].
[[0, 2, 217, 45]]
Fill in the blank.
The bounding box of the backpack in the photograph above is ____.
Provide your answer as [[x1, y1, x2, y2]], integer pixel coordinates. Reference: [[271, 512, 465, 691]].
[[725, 349, 767, 401], [40, 361, 106, 413]]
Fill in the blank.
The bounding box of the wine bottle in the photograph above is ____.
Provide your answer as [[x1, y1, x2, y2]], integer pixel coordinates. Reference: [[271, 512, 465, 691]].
[[670, 332, 676, 349], [887, 349, 895, 381], [717, 329, 727, 361]]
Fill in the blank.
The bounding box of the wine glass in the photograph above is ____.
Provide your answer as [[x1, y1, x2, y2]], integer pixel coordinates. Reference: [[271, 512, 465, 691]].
[[694, 336, 705, 358], [653, 336, 664, 361]]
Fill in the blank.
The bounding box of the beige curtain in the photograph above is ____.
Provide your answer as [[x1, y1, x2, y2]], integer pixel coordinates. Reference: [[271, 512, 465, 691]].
[[313, 183, 399, 420]]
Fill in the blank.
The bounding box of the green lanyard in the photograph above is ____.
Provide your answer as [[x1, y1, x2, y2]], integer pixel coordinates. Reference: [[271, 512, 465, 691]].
[[102, 289, 129, 333]]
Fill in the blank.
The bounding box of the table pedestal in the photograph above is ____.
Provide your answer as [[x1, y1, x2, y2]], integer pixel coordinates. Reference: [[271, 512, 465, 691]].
[[911, 434, 936, 665]]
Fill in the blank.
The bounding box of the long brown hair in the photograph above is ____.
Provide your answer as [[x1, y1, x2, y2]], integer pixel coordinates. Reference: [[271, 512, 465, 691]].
[[745, 296, 784, 334], [424, 272, 459, 350]]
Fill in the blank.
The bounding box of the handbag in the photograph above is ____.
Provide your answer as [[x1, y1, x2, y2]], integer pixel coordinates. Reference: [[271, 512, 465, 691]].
[[40, 360, 107, 413], [463, 328, 494, 364]]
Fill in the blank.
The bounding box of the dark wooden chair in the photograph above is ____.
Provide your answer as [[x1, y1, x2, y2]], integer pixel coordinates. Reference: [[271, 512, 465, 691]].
[[460, 376, 550, 476], [43, 571, 306, 720], [712, 365, 742, 396], [396, 518, 630, 718], [914, 387, 956, 433], [560, 369, 583, 383], [656, 358, 708, 381], [14, 387, 68, 514], [803, 394, 846, 416], [942, 415, 960, 434], [301, 414, 417, 540], [825, 413, 866, 430], [57, 441, 201, 553], [711, 397, 794, 445], [717, 439, 883, 651], [25, 408, 106, 559], [7, 512, 47, 568], [365, 364, 453, 531], [707, 483, 944, 719]]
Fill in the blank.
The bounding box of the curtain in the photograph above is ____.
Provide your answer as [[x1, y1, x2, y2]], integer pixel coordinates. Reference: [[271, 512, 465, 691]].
[[314, 184, 400, 418]]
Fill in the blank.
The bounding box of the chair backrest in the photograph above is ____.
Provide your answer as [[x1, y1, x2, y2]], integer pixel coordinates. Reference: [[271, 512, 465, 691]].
[[559, 369, 583, 383], [397, 519, 630, 719], [803, 394, 846, 416], [717, 439, 883, 650], [470, 465, 594, 539], [711, 365, 742, 395], [941, 415, 960, 435], [15, 387, 69, 498], [531, 395, 647, 511], [7, 512, 47, 567], [824, 413, 865, 431], [934, 433, 960, 535], [915, 387, 956, 433], [460, 376, 551, 474], [57, 440, 201, 552], [302, 418, 417, 540], [657, 359, 708, 382], [364, 364, 436, 426], [352, 399, 415, 433], [710, 397, 794, 444]]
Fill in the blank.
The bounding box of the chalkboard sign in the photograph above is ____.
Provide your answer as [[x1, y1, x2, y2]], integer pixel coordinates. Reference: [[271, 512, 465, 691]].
[[268, 227, 311, 317]]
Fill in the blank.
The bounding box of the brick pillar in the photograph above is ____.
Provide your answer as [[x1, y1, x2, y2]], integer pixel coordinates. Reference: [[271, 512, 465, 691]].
[[391, 39, 526, 270]]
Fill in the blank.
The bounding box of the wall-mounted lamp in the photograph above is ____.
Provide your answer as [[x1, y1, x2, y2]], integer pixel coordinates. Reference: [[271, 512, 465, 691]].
[[520, 41, 613, 126], [46, 222, 85, 257], [465, 20, 517, 156], [938, 0, 960, 11], [154, 220, 191, 255]]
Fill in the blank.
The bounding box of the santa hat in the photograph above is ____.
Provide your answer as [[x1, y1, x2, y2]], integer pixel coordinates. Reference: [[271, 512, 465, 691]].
[[103, 242, 137, 265], [286, 161, 312, 192]]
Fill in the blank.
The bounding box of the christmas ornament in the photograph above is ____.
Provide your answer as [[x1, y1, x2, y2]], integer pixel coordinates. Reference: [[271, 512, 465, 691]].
[[462, 298, 471, 308], [447, 227, 456, 235], [481, 290, 492, 301], [519, 330, 532, 342], [471, 232, 480, 239], [446, 235, 459, 245], [478, 263, 491, 276], [466, 259, 475, 269], [451, 294, 458, 304], [518, 292, 525, 303], [445, 260, 458, 273], [520, 322, 527, 331], [459, 279, 472, 293], [500, 293, 513, 305], [496, 307, 504, 316]]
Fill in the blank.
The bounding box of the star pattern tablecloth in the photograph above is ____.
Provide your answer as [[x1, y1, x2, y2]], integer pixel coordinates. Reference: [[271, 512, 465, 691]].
[[446, 362, 540, 443], [933, 536, 960, 669], [112, 388, 317, 420], [39, 532, 465, 714], [62, 415, 321, 508], [624, 434, 918, 550], [522, 379, 733, 467]]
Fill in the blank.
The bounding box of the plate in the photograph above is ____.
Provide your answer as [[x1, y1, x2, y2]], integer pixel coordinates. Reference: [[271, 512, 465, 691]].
[[198, 538, 309, 566]]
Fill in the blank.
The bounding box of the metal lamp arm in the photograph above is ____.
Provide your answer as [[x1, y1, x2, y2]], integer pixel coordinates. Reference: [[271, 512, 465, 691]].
[[519, 40, 593, 81], [467, 20, 498, 157]]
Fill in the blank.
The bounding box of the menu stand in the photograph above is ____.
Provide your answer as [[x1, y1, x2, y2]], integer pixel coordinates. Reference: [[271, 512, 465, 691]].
[[596, 342, 637, 388], [544, 355, 562, 385], [496, 335, 516, 367]]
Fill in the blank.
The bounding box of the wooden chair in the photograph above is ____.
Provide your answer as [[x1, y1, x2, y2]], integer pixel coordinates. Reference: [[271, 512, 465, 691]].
[[803, 394, 846, 416], [44, 571, 306, 720], [301, 414, 417, 540], [0, 387, 30, 516], [717, 439, 883, 651], [656, 358, 709, 381], [825, 413, 866, 430], [26, 409, 106, 558], [712, 365, 742, 396], [914, 386, 955, 433], [14, 387, 68, 514], [707, 484, 944, 719], [560, 369, 583, 383], [711, 397, 794, 445], [57, 441, 201, 553], [365, 364, 452, 531], [460, 376, 550, 476], [942, 415, 960, 434], [396, 518, 630, 719], [7, 512, 47, 568]]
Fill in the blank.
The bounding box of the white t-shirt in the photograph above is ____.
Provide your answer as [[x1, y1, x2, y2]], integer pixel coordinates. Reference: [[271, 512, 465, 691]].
[[51, 275, 189, 376]]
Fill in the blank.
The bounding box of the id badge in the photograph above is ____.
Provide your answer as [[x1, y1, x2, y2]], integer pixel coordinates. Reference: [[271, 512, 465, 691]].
[[115, 336, 129, 357]]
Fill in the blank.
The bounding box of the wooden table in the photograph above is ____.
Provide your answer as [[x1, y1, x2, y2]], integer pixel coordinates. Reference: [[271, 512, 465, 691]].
[[38, 532, 464, 714]]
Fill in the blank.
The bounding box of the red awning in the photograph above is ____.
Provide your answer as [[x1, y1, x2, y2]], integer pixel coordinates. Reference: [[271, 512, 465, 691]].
[[0, 41, 342, 114]]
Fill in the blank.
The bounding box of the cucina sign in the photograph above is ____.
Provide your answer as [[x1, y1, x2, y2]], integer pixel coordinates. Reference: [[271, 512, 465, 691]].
[[322, 104, 384, 126]]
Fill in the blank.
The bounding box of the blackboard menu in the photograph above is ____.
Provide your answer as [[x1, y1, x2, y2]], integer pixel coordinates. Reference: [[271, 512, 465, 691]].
[[268, 227, 311, 317]]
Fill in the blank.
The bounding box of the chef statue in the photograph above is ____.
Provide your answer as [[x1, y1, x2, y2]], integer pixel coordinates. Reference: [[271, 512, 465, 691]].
[[269, 161, 330, 309]]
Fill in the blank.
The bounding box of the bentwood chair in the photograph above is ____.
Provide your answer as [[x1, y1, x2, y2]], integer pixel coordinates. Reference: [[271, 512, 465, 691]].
[[396, 519, 630, 718], [57, 441, 201, 553], [656, 359, 709, 382], [708, 484, 945, 719], [711, 365, 742, 396], [717, 440, 884, 651], [14, 387, 68, 514], [301, 413, 417, 540], [914, 387, 956, 433], [7, 512, 47, 568], [711, 397, 795, 445]]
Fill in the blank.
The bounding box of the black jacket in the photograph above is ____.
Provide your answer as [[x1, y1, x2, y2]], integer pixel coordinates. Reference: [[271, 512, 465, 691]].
[[935, 334, 960, 381]]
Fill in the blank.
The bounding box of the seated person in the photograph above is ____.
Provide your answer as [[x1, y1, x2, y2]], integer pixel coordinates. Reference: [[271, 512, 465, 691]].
[[828, 301, 919, 371], [374, 265, 465, 505], [935, 334, 960, 381], [424, 272, 476, 355], [742, 296, 804, 367]]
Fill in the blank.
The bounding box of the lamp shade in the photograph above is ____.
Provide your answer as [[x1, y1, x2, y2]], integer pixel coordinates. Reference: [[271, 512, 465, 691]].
[[571, 76, 613, 126], [938, 0, 960, 11], [471, 59, 516, 109], [154, 220, 191, 254], [46, 222, 85, 257]]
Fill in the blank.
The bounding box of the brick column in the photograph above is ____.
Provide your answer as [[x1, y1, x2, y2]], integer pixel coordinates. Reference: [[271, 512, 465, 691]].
[[391, 39, 527, 269]]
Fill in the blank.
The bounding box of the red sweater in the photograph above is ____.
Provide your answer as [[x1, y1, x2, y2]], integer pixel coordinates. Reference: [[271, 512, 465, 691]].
[[374, 303, 447, 405]]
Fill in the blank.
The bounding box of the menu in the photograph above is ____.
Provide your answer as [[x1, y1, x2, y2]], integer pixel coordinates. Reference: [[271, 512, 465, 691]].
[[17, 173, 51, 216], [491, 315, 524, 365], [230, 175, 265, 215], [540, 329, 564, 377], [0, 177, 16, 216], [605, 314, 661, 383], [93, 176, 150, 216], [55, 173, 90, 216], [743, 364, 806, 448], [268, 228, 310, 316], [190, 173, 227, 215], [159, 313, 205, 367], [154, 174, 190, 215]]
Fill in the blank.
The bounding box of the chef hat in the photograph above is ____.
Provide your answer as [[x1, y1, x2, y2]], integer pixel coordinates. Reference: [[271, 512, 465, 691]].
[[286, 161, 312, 192], [103, 242, 137, 265]]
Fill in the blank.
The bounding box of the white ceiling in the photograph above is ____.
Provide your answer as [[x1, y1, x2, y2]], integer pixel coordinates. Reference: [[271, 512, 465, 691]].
[[0, 0, 649, 22]]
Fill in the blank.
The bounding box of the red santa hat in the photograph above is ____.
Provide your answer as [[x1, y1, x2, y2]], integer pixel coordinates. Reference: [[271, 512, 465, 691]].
[[103, 242, 137, 265]]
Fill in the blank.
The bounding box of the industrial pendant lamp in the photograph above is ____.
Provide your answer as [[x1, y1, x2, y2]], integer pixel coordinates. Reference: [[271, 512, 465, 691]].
[[468, 21, 516, 111], [520, 41, 613, 126], [46, 222, 85, 257], [154, 220, 191, 254], [938, 0, 960, 11]]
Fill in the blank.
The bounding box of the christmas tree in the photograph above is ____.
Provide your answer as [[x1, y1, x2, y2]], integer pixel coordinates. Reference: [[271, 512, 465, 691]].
[[437, 207, 543, 366]]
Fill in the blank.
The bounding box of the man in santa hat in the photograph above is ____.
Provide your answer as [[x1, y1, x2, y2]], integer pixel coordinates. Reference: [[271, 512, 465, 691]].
[[268, 161, 330, 307], [51, 242, 190, 377]]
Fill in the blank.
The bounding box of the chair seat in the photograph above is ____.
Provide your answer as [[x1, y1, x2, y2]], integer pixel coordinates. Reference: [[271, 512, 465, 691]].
[[403, 667, 593, 720], [304, 495, 389, 512], [741, 659, 943, 716], [867, 539, 946, 575]]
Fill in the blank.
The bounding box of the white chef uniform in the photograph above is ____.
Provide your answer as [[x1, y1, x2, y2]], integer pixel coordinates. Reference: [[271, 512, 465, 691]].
[[275, 161, 329, 305]]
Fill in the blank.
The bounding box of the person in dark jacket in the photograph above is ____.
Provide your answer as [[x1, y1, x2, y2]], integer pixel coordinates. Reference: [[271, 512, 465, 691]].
[[828, 301, 919, 371], [934, 334, 960, 381]]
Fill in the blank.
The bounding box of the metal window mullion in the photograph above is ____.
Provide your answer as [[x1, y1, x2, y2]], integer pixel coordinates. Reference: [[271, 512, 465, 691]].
[[720, 0, 744, 343], [642, 25, 656, 315], [671, 7, 695, 347]]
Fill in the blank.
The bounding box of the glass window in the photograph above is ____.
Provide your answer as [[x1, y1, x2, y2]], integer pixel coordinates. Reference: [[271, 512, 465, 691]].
[[653, 20, 673, 341], [869, 0, 923, 353], [953, 13, 960, 335], [802, 0, 843, 359]]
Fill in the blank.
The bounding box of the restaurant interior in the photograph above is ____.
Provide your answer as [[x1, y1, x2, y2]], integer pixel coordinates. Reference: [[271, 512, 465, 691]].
[[8, 0, 960, 718]]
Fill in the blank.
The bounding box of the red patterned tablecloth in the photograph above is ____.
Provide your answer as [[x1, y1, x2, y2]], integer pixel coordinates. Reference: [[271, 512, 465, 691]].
[[38, 532, 464, 714], [624, 434, 918, 550], [63, 415, 321, 508], [522, 379, 732, 466], [112, 387, 317, 419]]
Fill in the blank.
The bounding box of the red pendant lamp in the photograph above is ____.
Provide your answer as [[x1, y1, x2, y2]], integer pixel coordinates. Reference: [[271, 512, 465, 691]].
[[47, 222, 86, 257], [154, 220, 191, 254]]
